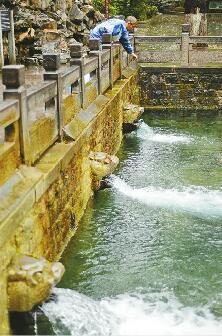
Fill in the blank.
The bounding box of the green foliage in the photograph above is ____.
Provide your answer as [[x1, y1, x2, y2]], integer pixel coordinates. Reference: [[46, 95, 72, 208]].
[[92, 0, 118, 16], [146, 5, 158, 18], [92, 0, 159, 20], [147, 0, 184, 12]]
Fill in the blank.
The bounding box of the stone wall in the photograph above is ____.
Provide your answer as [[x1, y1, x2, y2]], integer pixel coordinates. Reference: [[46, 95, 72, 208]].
[[0, 0, 104, 63], [140, 65, 222, 110], [0, 71, 139, 335]]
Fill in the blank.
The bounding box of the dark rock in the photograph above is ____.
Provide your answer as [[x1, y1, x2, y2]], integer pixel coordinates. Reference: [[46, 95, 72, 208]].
[[69, 4, 84, 21], [123, 122, 140, 134]]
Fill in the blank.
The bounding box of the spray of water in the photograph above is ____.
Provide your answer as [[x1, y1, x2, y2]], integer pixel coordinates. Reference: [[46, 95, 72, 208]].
[[110, 176, 222, 218], [42, 288, 222, 336], [135, 122, 193, 144]]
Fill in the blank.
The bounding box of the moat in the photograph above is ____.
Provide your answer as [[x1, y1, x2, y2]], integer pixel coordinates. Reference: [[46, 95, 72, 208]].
[[12, 110, 222, 335]]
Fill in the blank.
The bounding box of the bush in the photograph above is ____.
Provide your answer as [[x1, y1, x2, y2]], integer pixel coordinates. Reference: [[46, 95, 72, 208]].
[[93, 0, 159, 20], [147, 0, 184, 12], [147, 5, 158, 18]]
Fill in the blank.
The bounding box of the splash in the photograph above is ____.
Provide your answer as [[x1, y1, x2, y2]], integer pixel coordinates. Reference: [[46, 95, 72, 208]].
[[135, 122, 192, 144], [110, 176, 222, 218], [42, 288, 222, 336]]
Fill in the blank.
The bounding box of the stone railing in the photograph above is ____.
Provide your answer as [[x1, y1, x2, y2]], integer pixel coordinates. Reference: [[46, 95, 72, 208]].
[[0, 34, 135, 182], [135, 24, 222, 65]]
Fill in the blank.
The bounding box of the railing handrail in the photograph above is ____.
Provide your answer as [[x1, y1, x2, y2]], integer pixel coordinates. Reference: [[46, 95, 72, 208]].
[[189, 36, 222, 43], [135, 36, 182, 43], [1, 34, 134, 168], [0, 100, 19, 127]]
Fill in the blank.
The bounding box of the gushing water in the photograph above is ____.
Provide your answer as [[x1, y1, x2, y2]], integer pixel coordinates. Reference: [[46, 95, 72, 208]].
[[15, 114, 222, 335], [135, 122, 193, 144], [42, 288, 222, 336], [110, 176, 222, 219]]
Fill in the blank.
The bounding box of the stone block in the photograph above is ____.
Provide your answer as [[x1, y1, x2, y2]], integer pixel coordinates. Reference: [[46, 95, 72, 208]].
[[182, 23, 190, 33], [102, 33, 112, 44], [89, 39, 101, 51], [69, 43, 84, 58], [43, 53, 60, 71], [2, 65, 25, 89]]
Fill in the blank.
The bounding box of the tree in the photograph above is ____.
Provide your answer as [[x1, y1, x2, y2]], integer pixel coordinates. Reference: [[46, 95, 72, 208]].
[[184, 0, 207, 35], [184, 0, 207, 13], [93, 0, 157, 20]]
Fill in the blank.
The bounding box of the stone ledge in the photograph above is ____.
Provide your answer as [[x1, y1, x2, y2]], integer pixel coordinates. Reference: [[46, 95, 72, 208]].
[[64, 95, 109, 140], [0, 165, 42, 248]]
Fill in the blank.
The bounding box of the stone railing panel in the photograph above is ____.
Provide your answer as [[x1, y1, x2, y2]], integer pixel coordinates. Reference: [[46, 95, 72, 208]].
[[84, 57, 99, 109], [113, 45, 121, 83], [101, 60, 110, 94], [135, 36, 182, 64], [61, 66, 82, 126], [135, 31, 222, 66], [189, 50, 222, 64], [26, 81, 58, 164], [101, 49, 110, 64], [0, 100, 20, 186]]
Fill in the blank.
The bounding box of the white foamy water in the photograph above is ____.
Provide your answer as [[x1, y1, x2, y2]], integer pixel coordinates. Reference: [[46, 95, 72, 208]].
[[136, 122, 193, 144], [42, 288, 222, 336], [111, 176, 222, 218]]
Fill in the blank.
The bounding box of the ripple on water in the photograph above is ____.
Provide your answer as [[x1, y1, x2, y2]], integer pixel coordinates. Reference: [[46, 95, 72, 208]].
[[42, 116, 222, 335]]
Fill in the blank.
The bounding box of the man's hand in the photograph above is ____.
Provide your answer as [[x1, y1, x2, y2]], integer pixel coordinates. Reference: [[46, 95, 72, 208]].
[[130, 53, 138, 60]]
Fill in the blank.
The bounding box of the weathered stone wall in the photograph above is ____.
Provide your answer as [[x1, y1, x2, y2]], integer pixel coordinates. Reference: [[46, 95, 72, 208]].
[[140, 66, 222, 110], [0, 0, 104, 63], [0, 71, 138, 334]]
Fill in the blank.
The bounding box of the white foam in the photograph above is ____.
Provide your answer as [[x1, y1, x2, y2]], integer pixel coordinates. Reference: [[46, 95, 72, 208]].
[[136, 122, 192, 144], [111, 176, 222, 218], [42, 288, 222, 336]]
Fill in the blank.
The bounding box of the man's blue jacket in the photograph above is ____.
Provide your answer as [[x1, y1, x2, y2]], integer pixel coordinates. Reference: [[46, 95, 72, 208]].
[[90, 19, 134, 54]]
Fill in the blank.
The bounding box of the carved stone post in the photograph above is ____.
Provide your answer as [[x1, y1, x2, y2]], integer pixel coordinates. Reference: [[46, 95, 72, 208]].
[[89, 39, 102, 95], [102, 33, 113, 89], [8, 10, 16, 64], [181, 24, 190, 66], [2, 65, 31, 164], [70, 43, 86, 108], [0, 14, 4, 68], [43, 53, 63, 141]]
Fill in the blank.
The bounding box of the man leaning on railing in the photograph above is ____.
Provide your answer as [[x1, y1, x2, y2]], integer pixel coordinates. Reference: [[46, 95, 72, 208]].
[[90, 16, 138, 60]]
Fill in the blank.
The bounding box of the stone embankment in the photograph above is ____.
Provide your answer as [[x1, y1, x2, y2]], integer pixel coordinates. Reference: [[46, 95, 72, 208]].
[[0, 0, 104, 63], [0, 36, 140, 334], [140, 66, 222, 111]]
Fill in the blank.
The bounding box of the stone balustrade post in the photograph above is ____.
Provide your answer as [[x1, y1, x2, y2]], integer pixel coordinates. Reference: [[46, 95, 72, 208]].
[[43, 53, 63, 141], [70, 43, 86, 108], [89, 39, 102, 95], [8, 10, 16, 64], [102, 33, 113, 89], [2, 65, 31, 164], [181, 24, 190, 66], [128, 34, 135, 67]]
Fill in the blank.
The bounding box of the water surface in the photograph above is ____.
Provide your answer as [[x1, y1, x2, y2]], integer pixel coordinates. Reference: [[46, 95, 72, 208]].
[[37, 111, 222, 336]]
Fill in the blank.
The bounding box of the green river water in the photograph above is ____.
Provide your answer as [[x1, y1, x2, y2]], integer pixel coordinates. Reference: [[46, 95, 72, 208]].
[[12, 110, 222, 335]]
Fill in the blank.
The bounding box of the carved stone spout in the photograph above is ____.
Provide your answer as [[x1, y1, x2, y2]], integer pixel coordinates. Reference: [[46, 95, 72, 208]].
[[7, 255, 65, 312], [89, 152, 119, 179], [123, 104, 144, 133], [89, 152, 119, 190]]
